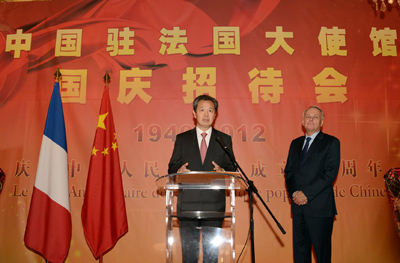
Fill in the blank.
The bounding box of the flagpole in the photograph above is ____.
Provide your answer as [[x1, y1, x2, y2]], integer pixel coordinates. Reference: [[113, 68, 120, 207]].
[[99, 71, 109, 263], [103, 71, 110, 87], [54, 67, 62, 83]]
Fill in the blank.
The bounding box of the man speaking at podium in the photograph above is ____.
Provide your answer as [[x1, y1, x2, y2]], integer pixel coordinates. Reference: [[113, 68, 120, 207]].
[[168, 94, 236, 263]]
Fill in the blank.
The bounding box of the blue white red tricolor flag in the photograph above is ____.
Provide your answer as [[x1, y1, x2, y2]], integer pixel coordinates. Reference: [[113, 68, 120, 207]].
[[24, 82, 71, 263]]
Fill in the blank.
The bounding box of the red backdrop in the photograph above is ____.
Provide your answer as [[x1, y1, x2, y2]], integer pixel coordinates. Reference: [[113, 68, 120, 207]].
[[1, 0, 400, 262]]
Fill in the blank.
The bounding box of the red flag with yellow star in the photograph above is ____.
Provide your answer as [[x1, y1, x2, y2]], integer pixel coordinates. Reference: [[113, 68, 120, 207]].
[[81, 86, 128, 260]]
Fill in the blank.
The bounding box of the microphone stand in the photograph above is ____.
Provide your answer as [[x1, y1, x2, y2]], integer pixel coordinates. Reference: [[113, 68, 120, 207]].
[[216, 137, 286, 263]]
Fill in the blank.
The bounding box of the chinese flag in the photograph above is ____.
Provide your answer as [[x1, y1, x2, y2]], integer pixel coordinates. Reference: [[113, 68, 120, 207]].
[[82, 85, 128, 260], [24, 82, 71, 263]]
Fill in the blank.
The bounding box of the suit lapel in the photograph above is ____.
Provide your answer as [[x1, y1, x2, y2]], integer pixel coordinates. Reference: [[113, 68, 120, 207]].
[[298, 136, 305, 162], [204, 128, 218, 165]]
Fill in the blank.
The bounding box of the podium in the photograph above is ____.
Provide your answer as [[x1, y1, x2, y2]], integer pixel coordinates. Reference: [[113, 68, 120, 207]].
[[156, 171, 247, 263]]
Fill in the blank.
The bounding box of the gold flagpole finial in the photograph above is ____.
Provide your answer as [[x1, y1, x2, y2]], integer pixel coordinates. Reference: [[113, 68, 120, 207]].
[[103, 71, 111, 86], [54, 68, 62, 82]]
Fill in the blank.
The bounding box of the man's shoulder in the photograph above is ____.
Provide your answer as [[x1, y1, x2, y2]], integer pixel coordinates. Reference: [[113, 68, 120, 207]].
[[212, 128, 232, 139], [292, 135, 305, 143], [176, 128, 196, 139], [318, 132, 339, 142]]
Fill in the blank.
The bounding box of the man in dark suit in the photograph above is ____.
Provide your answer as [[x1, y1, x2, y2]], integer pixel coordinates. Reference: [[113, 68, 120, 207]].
[[284, 106, 340, 263], [168, 94, 236, 263]]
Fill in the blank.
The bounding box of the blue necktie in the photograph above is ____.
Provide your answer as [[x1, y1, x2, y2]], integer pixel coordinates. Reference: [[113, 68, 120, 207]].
[[301, 137, 311, 162]]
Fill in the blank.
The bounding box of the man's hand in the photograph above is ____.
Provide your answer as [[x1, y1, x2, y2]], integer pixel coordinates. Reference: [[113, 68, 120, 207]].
[[212, 161, 224, 172], [178, 162, 190, 173], [293, 191, 308, 205]]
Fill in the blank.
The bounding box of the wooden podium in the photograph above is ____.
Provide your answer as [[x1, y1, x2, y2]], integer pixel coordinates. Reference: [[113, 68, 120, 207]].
[[156, 171, 247, 263]]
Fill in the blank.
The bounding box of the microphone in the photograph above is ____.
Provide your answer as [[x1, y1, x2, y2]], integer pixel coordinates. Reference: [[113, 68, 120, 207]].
[[215, 136, 228, 150], [215, 135, 237, 169]]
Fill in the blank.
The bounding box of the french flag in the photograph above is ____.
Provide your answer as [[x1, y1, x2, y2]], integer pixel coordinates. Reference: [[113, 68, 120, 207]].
[[24, 82, 71, 263]]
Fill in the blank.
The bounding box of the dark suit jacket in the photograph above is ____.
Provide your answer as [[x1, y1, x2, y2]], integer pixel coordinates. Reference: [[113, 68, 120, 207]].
[[168, 127, 236, 213], [284, 131, 340, 217]]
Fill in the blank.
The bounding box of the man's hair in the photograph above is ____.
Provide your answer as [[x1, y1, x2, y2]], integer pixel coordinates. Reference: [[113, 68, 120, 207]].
[[303, 105, 324, 120], [193, 95, 218, 112]]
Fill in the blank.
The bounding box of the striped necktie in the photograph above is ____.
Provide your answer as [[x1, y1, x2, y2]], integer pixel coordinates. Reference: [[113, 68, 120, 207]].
[[301, 137, 311, 162]]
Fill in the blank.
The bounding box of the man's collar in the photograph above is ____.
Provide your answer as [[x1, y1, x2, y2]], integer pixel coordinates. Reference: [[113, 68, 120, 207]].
[[196, 126, 212, 136], [305, 130, 320, 140]]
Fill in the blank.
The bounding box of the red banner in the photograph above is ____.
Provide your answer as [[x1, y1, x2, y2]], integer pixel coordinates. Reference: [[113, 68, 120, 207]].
[[0, 0, 400, 262]]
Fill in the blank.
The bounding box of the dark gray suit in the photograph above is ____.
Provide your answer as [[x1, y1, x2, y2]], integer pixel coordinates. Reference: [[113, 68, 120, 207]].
[[285, 131, 340, 263], [168, 127, 236, 263]]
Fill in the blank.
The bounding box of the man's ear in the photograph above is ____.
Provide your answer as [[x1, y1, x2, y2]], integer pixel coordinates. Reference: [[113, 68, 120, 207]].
[[193, 110, 196, 119]]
